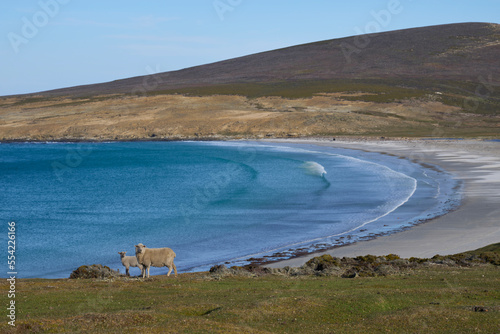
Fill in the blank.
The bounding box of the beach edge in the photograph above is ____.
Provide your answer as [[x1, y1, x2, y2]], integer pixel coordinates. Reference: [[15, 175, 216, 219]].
[[264, 138, 500, 268]]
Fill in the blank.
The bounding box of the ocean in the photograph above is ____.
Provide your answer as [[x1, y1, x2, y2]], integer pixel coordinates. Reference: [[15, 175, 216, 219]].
[[0, 141, 462, 278]]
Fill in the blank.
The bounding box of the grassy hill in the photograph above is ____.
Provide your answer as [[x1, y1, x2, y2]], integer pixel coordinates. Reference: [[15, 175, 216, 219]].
[[1, 244, 499, 333], [1, 22, 499, 140]]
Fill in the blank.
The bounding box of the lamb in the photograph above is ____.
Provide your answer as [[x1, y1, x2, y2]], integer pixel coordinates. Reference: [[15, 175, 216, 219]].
[[134, 243, 177, 278], [118, 251, 143, 277]]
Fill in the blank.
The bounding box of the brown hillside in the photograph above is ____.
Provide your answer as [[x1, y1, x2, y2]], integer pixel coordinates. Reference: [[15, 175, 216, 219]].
[[1, 23, 499, 141]]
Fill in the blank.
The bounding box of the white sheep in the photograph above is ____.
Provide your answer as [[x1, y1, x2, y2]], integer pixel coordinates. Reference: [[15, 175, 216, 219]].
[[134, 243, 177, 278], [118, 251, 143, 277]]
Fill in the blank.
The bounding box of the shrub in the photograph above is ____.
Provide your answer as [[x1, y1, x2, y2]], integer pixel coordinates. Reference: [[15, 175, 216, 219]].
[[209, 264, 228, 273], [305, 254, 340, 271], [447, 253, 474, 265], [390, 259, 410, 267], [355, 255, 378, 264], [409, 257, 428, 264], [385, 254, 401, 261], [479, 252, 500, 265], [69, 264, 119, 279], [440, 259, 457, 266], [341, 269, 359, 278]]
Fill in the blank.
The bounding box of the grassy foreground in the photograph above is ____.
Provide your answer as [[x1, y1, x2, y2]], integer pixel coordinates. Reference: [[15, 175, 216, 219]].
[[1, 255, 499, 333]]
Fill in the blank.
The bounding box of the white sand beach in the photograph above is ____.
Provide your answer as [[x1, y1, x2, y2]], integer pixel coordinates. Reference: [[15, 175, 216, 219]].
[[265, 138, 500, 268]]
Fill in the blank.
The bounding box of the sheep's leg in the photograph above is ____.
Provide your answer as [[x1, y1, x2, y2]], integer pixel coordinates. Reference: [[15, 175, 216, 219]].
[[166, 261, 177, 277], [146, 267, 150, 278], [125, 266, 130, 277]]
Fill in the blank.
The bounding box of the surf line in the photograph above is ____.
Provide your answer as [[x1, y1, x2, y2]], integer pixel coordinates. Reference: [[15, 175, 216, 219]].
[[225, 176, 417, 263], [198, 142, 419, 263]]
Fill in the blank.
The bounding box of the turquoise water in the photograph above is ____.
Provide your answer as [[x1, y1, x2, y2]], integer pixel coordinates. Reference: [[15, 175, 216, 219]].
[[0, 141, 461, 278]]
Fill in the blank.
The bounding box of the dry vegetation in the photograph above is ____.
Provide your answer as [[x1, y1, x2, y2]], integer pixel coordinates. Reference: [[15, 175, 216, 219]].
[[1, 90, 498, 141]]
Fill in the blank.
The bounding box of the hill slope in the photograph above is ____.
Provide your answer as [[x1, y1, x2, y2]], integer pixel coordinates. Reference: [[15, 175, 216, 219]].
[[29, 22, 500, 97], [1, 22, 499, 140]]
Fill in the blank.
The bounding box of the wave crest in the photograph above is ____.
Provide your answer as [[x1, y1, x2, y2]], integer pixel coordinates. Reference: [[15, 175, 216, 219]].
[[301, 161, 327, 177]]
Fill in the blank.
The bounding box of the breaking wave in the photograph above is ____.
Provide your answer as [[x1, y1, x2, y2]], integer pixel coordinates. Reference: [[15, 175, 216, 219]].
[[301, 161, 327, 177]]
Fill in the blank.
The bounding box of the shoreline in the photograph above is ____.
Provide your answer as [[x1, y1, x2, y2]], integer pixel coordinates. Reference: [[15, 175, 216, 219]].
[[1, 135, 499, 144], [2, 137, 499, 277], [220, 139, 463, 269], [264, 138, 500, 268]]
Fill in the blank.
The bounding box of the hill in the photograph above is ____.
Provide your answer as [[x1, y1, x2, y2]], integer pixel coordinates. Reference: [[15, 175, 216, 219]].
[[25, 22, 500, 97], [1, 22, 499, 140]]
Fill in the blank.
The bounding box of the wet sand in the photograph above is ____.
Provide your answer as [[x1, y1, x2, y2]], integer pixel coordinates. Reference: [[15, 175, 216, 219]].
[[265, 138, 500, 268]]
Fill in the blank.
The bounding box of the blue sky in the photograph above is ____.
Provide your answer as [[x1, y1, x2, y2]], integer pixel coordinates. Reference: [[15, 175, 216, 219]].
[[1, 0, 498, 96]]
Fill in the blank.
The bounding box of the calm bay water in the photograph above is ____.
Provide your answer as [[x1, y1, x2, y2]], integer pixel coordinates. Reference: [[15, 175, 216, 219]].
[[0, 141, 461, 278]]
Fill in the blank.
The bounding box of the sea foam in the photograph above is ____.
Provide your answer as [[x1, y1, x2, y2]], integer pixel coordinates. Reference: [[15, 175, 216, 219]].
[[301, 161, 327, 177]]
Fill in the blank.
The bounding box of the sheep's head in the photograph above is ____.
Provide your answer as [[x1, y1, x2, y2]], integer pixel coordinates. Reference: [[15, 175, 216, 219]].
[[118, 251, 126, 257], [135, 243, 146, 254]]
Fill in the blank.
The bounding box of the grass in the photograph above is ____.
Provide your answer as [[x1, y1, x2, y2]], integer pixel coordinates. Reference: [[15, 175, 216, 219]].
[[350, 110, 407, 120], [2, 95, 123, 109], [138, 77, 500, 117], [142, 78, 433, 101], [8, 78, 499, 115], [1, 247, 499, 333]]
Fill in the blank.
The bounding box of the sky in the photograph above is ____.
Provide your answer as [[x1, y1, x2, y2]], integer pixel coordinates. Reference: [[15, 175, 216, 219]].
[[1, 0, 499, 96]]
